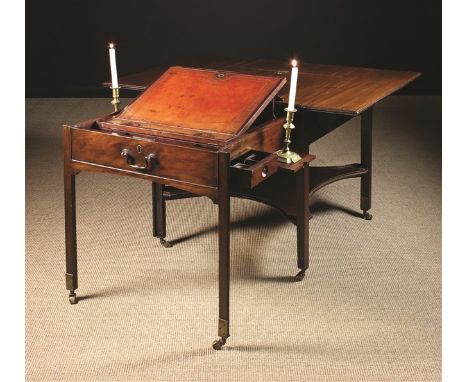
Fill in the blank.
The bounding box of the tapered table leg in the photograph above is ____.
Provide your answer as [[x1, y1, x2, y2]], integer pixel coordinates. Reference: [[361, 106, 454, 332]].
[[213, 151, 230, 350], [152, 182, 172, 248], [64, 170, 78, 304], [63, 127, 78, 304], [295, 162, 310, 281], [360, 107, 373, 220]]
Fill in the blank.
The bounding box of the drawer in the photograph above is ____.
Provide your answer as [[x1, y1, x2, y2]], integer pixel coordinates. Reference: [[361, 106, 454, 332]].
[[70, 128, 218, 188], [230, 150, 278, 189]]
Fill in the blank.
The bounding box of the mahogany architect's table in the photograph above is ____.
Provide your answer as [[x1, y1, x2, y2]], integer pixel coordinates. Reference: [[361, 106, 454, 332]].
[[65, 60, 419, 350]]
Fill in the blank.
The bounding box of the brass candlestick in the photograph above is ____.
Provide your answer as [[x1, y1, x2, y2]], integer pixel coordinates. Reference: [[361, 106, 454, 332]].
[[110, 87, 121, 113], [276, 108, 302, 164]]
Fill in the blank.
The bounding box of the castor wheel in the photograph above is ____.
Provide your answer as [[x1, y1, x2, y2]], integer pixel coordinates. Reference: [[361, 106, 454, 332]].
[[159, 238, 173, 248], [212, 337, 227, 350], [68, 292, 77, 304], [363, 211, 373, 220], [294, 269, 306, 282]]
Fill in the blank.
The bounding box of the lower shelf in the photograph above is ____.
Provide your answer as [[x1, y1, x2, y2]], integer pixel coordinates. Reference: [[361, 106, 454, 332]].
[[161, 163, 368, 222], [231, 163, 368, 222], [309, 163, 368, 193], [163, 186, 200, 200]]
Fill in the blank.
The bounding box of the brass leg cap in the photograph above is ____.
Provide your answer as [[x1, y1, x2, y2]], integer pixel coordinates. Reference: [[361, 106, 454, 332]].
[[68, 292, 78, 304], [363, 212, 373, 221], [294, 270, 306, 282], [212, 337, 226, 350], [160, 238, 173, 248]]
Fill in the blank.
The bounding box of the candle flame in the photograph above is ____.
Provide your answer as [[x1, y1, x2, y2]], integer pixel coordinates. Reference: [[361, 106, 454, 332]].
[[109, 43, 114, 49], [291, 59, 298, 67]]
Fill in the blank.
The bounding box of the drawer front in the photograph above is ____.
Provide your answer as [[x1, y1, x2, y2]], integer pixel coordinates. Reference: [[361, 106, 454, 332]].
[[71, 128, 217, 187], [230, 151, 278, 189]]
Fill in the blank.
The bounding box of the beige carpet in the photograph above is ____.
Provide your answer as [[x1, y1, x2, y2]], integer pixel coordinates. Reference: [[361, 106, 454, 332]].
[[25, 97, 441, 381]]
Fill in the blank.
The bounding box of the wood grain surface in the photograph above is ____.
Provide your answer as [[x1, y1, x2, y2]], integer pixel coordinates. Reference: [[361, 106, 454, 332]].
[[105, 58, 420, 115], [70, 127, 218, 188]]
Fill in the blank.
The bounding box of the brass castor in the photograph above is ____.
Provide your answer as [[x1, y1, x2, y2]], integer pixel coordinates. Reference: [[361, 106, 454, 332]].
[[363, 211, 373, 221], [212, 337, 227, 350], [294, 269, 306, 282], [159, 238, 173, 248], [68, 291, 77, 304]]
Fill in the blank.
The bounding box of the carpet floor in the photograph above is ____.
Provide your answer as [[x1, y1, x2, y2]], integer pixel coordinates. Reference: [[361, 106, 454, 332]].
[[25, 97, 441, 381]]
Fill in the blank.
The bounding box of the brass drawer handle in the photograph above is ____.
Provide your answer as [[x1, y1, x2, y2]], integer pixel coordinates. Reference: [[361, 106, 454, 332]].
[[121, 149, 156, 170]]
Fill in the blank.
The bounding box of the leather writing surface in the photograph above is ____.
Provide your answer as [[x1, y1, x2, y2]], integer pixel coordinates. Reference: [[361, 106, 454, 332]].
[[110, 66, 285, 141]]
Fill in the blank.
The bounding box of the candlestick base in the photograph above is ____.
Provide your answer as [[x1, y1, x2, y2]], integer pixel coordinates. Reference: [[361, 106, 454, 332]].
[[276, 149, 302, 164], [276, 108, 302, 164], [110, 87, 121, 113]]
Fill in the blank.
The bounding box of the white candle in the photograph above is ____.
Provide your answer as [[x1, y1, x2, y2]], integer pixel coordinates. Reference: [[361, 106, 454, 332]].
[[109, 43, 119, 88], [287, 59, 299, 111]]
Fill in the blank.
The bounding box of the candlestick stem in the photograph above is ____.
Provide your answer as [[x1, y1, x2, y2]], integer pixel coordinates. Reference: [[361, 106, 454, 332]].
[[111, 87, 120, 113], [276, 108, 302, 164]]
